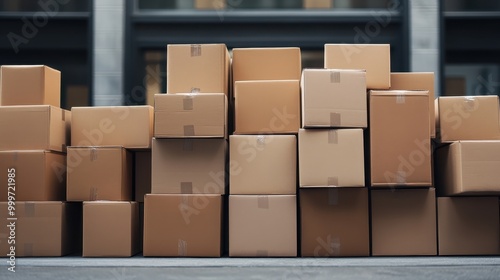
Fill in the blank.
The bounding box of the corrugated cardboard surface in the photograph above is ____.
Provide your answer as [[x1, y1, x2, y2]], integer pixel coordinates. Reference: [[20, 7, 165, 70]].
[[0, 150, 66, 201], [324, 44, 390, 89], [301, 69, 367, 128], [0, 105, 70, 152], [300, 188, 369, 257], [134, 151, 151, 203], [154, 93, 227, 138], [435, 141, 500, 196], [230, 135, 296, 195], [229, 195, 297, 257], [371, 188, 437, 256], [369, 90, 432, 187], [435, 96, 500, 143], [437, 197, 500, 255], [167, 44, 229, 96], [71, 106, 153, 149], [234, 80, 300, 134], [299, 129, 364, 187], [152, 138, 226, 194], [83, 201, 140, 257], [143, 194, 222, 257], [0, 65, 60, 107], [67, 147, 133, 201]]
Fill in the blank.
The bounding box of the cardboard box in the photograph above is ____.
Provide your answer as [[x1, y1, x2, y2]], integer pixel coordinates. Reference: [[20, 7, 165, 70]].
[[230, 135, 296, 195], [83, 201, 140, 257], [232, 48, 301, 82], [391, 72, 435, 138], [71, 106, 154, 149], [0, 65, 60, 107], [0, 202, 81, 257], [152, 138, 226, 194], [234, 80, 300, 134], [229, 195, 297, 257], [0, 105, 70, 152], [143, 194, 222, 257], [0, 151, 66, 201], [300, 188, 369, 257], [135, 151, 151, 202], [435, 141, 500, 196], [195, 0, 226, 9], [369, 90, 432, 187], [299, 129, 364, 187], [324, 44, 390, 89], [445, 77, 466, 96], [435, 96, 500, 143], [438, 197, 500, 255], [67, 147, 133, 201], [303, 0, 333, 9], [167, 44, 230, 96], [154, 93, 227, 138], [371, 188, 437, 256]]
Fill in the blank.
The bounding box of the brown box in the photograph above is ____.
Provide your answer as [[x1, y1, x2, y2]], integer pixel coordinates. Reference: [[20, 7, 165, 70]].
[[67, 147, 133, 201], [438, 197, 500, 255], [0, 65, 60, 107], [300, 188, 369, 257], [445, 77, 466, 96], [143, 194, 222, 257], [324, 44, 390, 89], [135, 151, 151, 202], [0, 202, 81, 257], [0, 105, 71, 152], [167, 44, 230, 96], [230, 135, 296, 195], [435, 96, 500, 143], [299, 129, 364, 188], [152, 138, 226, 194], [371, 188, 437, 256], [303, 0, 332, 9], [0, 151, 66, 201], [83, 201, 140, 257], [71, 106, 154, 149], [229, 195, 297, 257], [234, 80, 300, 134], [195, 0, 226, 9], [435, 141, 500, 196], [369, 90, 432, 187], [391, 72, 435, 138], [154, 93, 227, 138]]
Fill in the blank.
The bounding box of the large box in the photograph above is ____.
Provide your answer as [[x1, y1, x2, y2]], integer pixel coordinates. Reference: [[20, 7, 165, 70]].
[[437, 197, 500, 255], [0, 151, 66, 201], [390, 72, 435, 138], [0, 65, 60, 107], [234, 80, 300, 134], [230, 135, 296, 195], [369, 90, 432, 187], [143, 194, 222, 257], [83, 201, 140, 257], [167, 44, 230, 96], [71, 106, 154, 149], [301, 69, 367, 128], [435, 96, 500, 143], [371, 188, 437, 256], [299, 129, 364, 188], [300, 188, 369, 257], [0, 202, 81, 257], [229, 195, 297, 257], [135, 151, 151, 202], [152, 138, 226, 194], [154, 93, 227, 138], [0, 105, 70, 152], [435, 141, 500, 196], [67, 147, 133, 201], [324, 44, 390, 89]]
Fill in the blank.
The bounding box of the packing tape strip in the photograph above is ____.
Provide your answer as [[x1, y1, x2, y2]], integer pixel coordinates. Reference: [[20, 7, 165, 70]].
[[330, 113, 341, 127], [180, 182, 193, 194], [25, 202, 35, 217], [190, 87, 200, 93], [89, 187, 98, 201], [256, 250, 268, 257], [328, 130, 338, 144], [183, 140, 194, 151], [12, 151, 18, 162], [184, 125, 195, 136], [464, 97, 477, 111], [330, 237, 341, 256], [190, 44, 201, 57], [90, 148, 98, 161], [327, 177, 338, 187], [327, 188, 339, 206], [395, 170, 407, 184], [257, 195, 269, 209], [396, 94, 405, 104], [256, 135, 266, 148], [183, 96, 194, 110], [178, 239, 188, 257], [330, 71, 340, 83], [24, 243, 33, 257]]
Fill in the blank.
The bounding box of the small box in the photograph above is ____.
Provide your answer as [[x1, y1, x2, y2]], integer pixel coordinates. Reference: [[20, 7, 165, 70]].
[[324, 44, 390, 89], [230, 135, 296, 195], [83, 201, 140, 257], [303, 0, 333, 9], [195, 0, 226, 9], [0, 65, 60, 107], [0, 105, 70, 152], [67, 147, 133, 201], [135, 151, 151, 203], [143, 194, 223, 257]]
